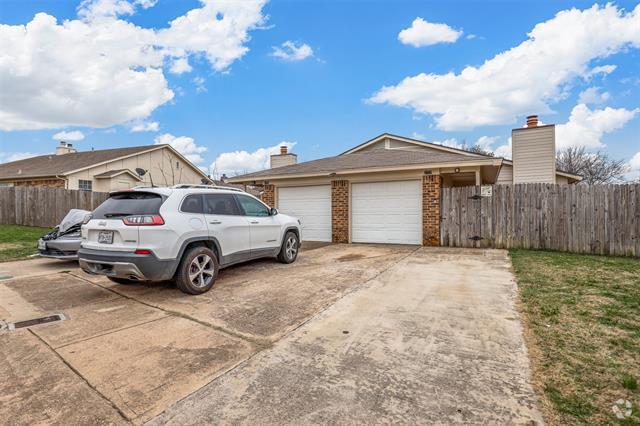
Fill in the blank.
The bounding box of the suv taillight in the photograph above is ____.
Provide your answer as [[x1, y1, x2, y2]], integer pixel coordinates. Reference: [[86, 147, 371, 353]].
[[122, 215, 164, 226]]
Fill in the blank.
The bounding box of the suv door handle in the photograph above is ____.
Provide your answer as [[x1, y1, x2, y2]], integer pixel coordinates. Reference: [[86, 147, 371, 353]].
[[250, 220, 259, 224], [209, 220, 222, 224]]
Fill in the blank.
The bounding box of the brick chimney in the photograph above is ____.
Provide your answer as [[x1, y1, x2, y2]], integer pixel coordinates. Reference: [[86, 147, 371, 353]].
[[55, 141, 77, 155], [270, 145, 297, 169], [526, 115, 539, 127]]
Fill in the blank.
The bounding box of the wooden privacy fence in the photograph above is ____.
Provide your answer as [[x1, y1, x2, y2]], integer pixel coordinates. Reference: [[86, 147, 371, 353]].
[[441, 183, 640, 257], [0, 187, 109, 228]]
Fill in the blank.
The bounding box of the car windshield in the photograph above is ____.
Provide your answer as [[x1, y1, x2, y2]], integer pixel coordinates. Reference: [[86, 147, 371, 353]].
[[92, 192, 164, 219]]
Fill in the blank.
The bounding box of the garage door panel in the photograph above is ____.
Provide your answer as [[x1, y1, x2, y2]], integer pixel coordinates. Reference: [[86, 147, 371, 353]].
[[278, 186, 331, 242], [352, 181, 422, 245]]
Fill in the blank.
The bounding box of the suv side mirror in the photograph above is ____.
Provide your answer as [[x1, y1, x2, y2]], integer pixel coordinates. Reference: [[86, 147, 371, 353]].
[[270, 208, 278, 216]]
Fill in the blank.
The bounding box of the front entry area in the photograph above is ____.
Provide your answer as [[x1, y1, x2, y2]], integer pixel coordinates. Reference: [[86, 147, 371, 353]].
[[277, 185, 332, 242], [351, 180, 422, 245]]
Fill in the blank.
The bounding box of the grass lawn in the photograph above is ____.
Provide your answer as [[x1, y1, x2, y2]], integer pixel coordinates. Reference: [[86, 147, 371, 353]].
[[0, 224, 50, 262], [511, 249, 640, 425]]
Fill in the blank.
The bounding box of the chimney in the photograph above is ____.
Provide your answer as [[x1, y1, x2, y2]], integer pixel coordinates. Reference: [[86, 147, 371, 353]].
[[270, 145, 297, 169], [56, 141, 77, 155], [512, 115, 556, 184]]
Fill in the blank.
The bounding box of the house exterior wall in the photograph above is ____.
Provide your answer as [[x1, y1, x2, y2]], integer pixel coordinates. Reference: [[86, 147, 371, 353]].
[[512, 125, 556, 184], [331, 180, 349, 243], [261, 184, 275, 207], [422, 175, 441, 246], [66, 147, 204, 191], [496, 164, 514, 184]]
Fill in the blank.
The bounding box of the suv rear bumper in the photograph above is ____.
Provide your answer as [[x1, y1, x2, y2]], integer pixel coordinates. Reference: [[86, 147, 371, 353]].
[[78, 248, 177, 281]]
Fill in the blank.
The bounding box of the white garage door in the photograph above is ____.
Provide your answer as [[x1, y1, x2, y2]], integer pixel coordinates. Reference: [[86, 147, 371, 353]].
[[278, 186, 331, 242], [352, 180, 422, 245]]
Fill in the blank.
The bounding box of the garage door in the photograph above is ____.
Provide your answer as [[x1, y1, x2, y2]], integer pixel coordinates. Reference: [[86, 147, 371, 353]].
[[351, 180, 422, 245], [278, 186, 331, 242]]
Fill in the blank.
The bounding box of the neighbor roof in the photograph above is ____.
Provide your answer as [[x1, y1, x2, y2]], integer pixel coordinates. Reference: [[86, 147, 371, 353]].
[[229, 149, 500, 182], [0, 144, 209, 181], [0, 146, 159, 180]]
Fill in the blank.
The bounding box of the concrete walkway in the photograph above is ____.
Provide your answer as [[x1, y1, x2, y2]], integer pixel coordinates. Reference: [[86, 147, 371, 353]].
[[152, 248, 542, 425]]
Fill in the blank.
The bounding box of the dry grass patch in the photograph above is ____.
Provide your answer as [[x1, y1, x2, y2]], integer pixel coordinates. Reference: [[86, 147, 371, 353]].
[[510, 250, 639, 425]]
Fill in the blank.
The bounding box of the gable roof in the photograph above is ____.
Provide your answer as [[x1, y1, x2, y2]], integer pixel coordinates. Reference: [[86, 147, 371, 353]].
[[93, 169, 143, 180], [228, 149, 501, 182], [0, 144, 209, 181], [340, 133, 491, 158]]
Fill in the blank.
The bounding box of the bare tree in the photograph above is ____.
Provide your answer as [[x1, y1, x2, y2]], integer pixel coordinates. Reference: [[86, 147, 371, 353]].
[[464, 145, 495, 157], [556, 146, 628, 185]]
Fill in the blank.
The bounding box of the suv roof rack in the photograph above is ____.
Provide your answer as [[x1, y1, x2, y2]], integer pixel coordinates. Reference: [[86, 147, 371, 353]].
[[170, 184, 244, 192]]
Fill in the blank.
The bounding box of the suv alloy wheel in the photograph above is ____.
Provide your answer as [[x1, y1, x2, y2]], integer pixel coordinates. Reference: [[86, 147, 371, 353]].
[[175, 246, 219, 295]]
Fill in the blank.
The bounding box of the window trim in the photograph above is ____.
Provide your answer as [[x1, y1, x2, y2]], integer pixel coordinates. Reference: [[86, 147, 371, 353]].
[[234, 194, 271, 217], [78, 179, 93, 191]]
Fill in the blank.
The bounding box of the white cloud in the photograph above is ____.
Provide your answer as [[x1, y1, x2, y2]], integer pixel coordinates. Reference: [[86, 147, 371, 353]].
[[192, 76, 207, 93], [494, 137, 513, 159], [169, 57, 192, 74], [212, 141, 296, 176], [628, 152, 640, 181], [629, 152, 640, 170], [578, 87, 610, 105], [154, 133, 207, 164], [370, 4, 640, 130], [0, 0, 267, 131], [587, 64, 617, 78], [411, 132, 426, 141], [271, 41, 314, 62], [398, 17, 462, 47], [77, 0, 157, 20], [52, 130, 85, 141], [475, 135, 499, 149], [556, 103, 639, 150], [0, 152, 40, 163], [130, 120, 159, 132], [433, 138, 463, 149]]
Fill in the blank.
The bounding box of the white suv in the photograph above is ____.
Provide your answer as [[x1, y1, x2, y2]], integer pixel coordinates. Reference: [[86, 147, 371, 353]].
[[78, 185, 302, 295]]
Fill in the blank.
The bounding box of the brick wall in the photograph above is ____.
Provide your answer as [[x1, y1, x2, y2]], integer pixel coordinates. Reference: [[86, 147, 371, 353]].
[[11, 178, 65, 188], [331, 180, 349, 243], [422, 175, 441, 246], [261, 184, 275, 207]]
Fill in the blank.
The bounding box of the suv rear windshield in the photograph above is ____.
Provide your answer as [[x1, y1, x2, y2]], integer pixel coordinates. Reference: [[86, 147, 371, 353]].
[[92, 192, 164, 219]]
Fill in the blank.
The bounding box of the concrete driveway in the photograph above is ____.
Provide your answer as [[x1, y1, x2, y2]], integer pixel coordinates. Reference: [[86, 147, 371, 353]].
[[0, 244, 542, 424]]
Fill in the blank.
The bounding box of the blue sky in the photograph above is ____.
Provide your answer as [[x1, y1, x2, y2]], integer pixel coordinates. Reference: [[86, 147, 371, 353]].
[[1, 0, 639, 178]]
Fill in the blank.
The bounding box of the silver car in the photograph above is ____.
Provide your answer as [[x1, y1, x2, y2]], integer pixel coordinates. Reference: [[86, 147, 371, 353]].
[[38, 209, 91, 259]]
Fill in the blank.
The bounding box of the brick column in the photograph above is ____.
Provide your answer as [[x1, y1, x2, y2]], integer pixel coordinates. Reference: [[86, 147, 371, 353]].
[[261, 184, 275, 207], [422, 175, 441, 246], [331, 180, 349, 243]]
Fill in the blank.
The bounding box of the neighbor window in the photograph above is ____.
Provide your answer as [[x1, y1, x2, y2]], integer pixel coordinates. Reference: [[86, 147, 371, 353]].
[[235, 195, 270, 217], [78, 180, 92, 191]]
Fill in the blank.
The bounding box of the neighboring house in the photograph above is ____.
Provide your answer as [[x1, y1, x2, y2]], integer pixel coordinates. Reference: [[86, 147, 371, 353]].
[[0, 142, 211, 191], [228, 115, 581, 246]]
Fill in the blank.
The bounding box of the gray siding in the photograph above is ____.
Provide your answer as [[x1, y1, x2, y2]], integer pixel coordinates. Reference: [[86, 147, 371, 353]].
[[512, 125, 556, 184]]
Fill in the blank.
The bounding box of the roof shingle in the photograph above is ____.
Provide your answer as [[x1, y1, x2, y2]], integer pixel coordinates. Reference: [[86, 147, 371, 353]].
[[230, 149, 496, 181], [0, 145, 160, 180]]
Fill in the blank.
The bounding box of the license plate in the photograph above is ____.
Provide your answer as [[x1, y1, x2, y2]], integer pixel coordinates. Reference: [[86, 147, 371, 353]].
[[98, 231, 114, 244], [38, 240, 46, 250]]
